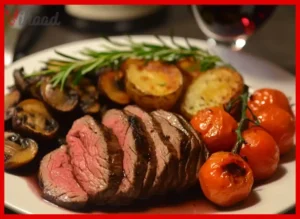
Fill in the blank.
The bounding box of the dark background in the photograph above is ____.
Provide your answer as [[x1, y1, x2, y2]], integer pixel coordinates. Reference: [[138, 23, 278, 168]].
[[16, 5, 295, 74], [5, 5, 295, 214]]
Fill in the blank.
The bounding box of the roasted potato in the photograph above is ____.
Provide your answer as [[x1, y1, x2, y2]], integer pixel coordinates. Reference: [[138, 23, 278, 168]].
[[124, 59, 183, 111], [176, 57, 204, 100], [98, 70, 130, 105], [180, 67, 244, 119], [121, 58, 144, 72], [176, 57, 202, 79]]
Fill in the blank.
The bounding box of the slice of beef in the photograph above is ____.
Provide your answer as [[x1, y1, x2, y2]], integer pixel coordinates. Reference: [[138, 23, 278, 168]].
[[124, 105, 178, 197], [102, 109, 149, 205], [39, 145, 88, 210], [175, 113, 203, 187], [154, 110, 203, 190], [123, 110, 157, 199], [151, 112, 189, 191], [66, 115, 123, 205]]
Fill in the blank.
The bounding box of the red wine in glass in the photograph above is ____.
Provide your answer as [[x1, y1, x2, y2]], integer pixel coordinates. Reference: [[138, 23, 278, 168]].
[[191, 5, 277, 50]]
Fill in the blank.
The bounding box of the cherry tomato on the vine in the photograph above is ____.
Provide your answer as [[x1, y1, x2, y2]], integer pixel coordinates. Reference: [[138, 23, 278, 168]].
[[199, 151, 254, 207], [240, 127, 280, 181], [251, 105, 295, 155], [248, 88, 293, 116], [190, 107, 237, 153]]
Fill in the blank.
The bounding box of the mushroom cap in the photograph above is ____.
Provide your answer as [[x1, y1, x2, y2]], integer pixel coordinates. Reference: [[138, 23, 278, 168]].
[[40, 78, 79, 113], [12, 99, 59, 139], [5, 132, 38, 170]]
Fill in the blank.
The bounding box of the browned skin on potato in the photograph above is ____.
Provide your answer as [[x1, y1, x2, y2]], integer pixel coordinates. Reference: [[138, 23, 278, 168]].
[[180, 67, 244, 120], [124, 59, 184, 111]]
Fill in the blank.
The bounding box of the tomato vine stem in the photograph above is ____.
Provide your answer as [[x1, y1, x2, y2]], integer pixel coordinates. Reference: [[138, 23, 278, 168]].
[[232, 85, 250, 154]]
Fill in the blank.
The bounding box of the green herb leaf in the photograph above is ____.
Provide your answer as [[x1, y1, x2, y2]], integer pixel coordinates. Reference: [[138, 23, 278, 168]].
[[200, 55, 222, 72], [54, 50, 82, 61]]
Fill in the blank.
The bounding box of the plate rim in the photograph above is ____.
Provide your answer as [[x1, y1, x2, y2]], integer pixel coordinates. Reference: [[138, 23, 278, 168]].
[[4, 35, 295, 79], [4, 35, 296, 214]]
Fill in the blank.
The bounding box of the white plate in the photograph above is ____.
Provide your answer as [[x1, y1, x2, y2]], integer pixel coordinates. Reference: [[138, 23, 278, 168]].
[[4, 35, 296, 214]]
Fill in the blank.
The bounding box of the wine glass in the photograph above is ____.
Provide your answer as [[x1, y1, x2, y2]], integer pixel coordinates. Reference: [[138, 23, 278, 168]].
[[191, 5, 277, 51]]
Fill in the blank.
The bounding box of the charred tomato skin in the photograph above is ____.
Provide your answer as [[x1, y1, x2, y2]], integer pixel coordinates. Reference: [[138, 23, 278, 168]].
[[190, 107, 237, 153], [240, 127, 280, 181], [252, 105, 295, 155], [199, 152, 254, 207]]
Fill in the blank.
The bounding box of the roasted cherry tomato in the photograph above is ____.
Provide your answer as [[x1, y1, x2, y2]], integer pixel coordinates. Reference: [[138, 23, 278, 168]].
[[240, 127, 280, 181], [252, 105, 295, 155], [190, 107, 237, 153], [199, 152, 254, 207], [248, 88, 293, 116]]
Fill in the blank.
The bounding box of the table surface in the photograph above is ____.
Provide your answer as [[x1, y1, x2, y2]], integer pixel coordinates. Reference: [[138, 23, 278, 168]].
[[5, 5, 295, 214]]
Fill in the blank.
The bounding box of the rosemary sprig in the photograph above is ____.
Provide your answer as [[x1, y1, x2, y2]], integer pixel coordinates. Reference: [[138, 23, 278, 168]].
[[25, 36, 228, 89]]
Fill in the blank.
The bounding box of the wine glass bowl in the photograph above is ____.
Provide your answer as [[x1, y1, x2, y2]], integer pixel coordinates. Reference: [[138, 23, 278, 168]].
[[191, 5, 277, 51]]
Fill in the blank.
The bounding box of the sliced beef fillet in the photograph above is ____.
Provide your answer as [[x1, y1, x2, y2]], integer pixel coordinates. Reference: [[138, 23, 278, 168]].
[[124, 105, 178, 197], [102, 109, 149, 205], [154, 110, 203, 190], [66, 115, 123, 205], [39, 145, 88, 210], [175, 114, 203, 187], [151, 112, 189, 191], [121, 109, 157, 199]]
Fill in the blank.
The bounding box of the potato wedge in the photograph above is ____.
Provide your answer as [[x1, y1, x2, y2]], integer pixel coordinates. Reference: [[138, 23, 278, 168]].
[[180, 67, 244, 119], [124, 59, 183, 111]]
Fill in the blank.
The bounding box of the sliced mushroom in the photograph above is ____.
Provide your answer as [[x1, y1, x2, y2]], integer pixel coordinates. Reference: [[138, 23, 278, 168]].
[[28, 82, 42, 100], [98, 70, 130, 105], [12, 99, 59, 139], [72, 78, 100, 114], [40, 78, 79, 112], [13, 67, 42, 99], [13, 68, 29, 92], [5, 89, 21, 127], [5, 132, 38, 170]]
